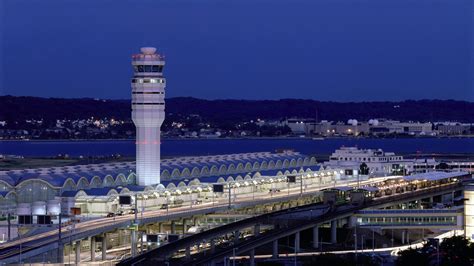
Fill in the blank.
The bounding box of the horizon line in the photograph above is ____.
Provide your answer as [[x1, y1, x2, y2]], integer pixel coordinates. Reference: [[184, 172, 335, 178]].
[[1, 94, 473, 104]]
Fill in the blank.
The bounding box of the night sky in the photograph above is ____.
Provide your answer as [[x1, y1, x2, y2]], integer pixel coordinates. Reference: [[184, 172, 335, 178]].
[[1, 0, 472, 101]]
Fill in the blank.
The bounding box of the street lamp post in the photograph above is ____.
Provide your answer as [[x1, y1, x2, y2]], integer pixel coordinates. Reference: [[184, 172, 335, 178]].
[[19, 229, 22, 264], [372, 228, 375, 254], [58, 212, 63, 262], [131, 193, 139, 257], [270, 182, 274, 198], [357, 172, 360, 189], [7, 213, 11, 241], [228, 184, 232, 209], [300, 175, 303, 196], [68, 222, 75, 265], [252, 184, 255, 201], [437, 240, 440, 266], [287, 180, 290, 196], [354, 222, 358, 262], [212, 190, 215, 207], [391, 229, 394, 247], [166, 194, 170, 215], [232, 248, 237, 266], [141, 194, 147, 219], [134, 194, 139, 222]]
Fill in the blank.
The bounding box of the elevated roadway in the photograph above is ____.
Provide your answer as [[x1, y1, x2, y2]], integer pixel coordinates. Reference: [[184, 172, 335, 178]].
[[0, 177, 395, 263], [119, 181, 463, 265]]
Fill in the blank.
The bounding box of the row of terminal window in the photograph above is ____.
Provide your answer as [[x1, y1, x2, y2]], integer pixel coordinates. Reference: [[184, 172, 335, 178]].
[[358, 216, 456, 224], [134, 65, 163, 73], [132, 102, 165, 105], [132, 78, 165, 84], [336, 156, 402, 162], [132, 91, 164, 94]]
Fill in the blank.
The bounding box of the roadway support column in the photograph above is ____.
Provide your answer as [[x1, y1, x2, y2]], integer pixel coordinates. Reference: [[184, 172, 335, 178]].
[[272, 240, 278, 258], [58, 244, 64, 264], [183, 219, 188, 234], [131, 229, 137, 257], [401, 230, 405, 244], [102, 235, 107, 261], [159, 223, 164, 233], [254, 224, 260, 236], [91, 237, 96, 261], [171, 221, 176, 234], [295, 231, 300, 253], [331, 220, 337, 244], [313, 226, 319, 249], [75, 240, 81, 265], [249, 249, 255, 266], [234, 230, 240, 244], [185, 246, 191, 259], [210, 239, 215, 253]]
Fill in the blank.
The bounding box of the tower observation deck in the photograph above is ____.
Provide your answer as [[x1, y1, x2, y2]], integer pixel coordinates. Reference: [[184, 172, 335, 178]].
[[131, 47, 166, 186]]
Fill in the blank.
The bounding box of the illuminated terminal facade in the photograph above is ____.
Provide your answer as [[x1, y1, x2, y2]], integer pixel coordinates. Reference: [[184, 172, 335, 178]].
[[131, 47, 166, 186], [465, 185, 474, 239], [0, 151, 326, 214]]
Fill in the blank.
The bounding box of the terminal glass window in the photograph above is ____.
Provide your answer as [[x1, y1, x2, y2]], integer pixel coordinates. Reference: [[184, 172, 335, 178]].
[[133, 78, 160, 83]]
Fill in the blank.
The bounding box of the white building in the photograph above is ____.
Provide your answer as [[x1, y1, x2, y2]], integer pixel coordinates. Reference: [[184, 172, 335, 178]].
[[380, 120, 433, 135], [284, 118, 315, 135], [465, 185, 474, 240], [324, 147, 411, 176], [131, 47, 166, 186], [436, 122, 471, 135]]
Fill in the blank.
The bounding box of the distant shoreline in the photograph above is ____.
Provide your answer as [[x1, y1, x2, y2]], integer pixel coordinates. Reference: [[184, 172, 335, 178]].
[[1, 135, 474, 142]]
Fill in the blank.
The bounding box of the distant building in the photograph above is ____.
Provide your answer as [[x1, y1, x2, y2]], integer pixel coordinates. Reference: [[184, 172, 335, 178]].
[[295, 119, 434, 137], [379, 120, 433, 135], [284, 118, 316, 135], [465, 185, 474, 239], [436, 123, 471, 135], [324, 147, 412, 176]]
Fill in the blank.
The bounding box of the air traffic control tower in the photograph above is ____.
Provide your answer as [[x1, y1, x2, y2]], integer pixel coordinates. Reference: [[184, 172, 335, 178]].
[[131, 47, 166, 186]]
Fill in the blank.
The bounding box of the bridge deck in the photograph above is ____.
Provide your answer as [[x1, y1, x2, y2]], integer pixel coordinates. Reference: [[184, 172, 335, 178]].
[[119, 182, 463, 265]]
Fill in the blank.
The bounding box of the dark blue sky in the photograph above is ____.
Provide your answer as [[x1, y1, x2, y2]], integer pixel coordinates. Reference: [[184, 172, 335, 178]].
[[1, 0, 472, 101]]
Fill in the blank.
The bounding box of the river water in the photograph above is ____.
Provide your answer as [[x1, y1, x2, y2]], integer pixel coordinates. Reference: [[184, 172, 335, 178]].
[[1, 138, 473, 157]]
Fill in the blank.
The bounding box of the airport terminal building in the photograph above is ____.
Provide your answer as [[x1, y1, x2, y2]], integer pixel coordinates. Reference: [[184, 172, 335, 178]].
[[0, 151, 348, 216]]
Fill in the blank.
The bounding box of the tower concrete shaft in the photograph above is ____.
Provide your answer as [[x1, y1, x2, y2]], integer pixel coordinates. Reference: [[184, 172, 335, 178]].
[[131, 47, 166, 186]]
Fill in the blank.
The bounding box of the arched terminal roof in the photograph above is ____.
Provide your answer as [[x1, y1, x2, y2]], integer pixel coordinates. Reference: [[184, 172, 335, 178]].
[[0, 151, 317, 191]]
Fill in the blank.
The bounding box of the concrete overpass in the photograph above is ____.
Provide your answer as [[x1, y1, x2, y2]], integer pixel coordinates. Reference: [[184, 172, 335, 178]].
[[119, 181, 464, 266]]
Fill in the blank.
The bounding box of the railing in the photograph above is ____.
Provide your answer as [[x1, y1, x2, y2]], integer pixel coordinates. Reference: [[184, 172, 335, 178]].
[[359, 223, 458, 227], [131, 55, 164, 62], [356, 209, 460, 214]]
